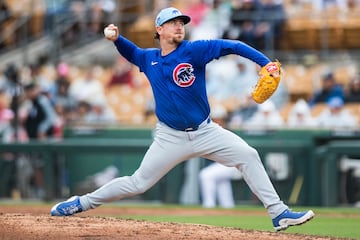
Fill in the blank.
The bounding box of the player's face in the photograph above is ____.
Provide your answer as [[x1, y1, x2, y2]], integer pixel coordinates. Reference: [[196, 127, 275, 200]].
[[159, 18, 185, 44]]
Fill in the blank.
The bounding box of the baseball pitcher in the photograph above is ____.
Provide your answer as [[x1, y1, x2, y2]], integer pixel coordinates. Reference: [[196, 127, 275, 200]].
[[51, 7, 314, 231]]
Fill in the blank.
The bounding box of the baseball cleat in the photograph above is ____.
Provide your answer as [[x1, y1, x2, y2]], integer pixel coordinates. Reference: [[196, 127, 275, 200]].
[[272, 209, 315, 231], [50, 196, 83, 216]]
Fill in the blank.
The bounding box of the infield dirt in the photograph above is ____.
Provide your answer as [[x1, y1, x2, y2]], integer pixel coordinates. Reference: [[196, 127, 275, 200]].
[[0, 204, 345, 240]]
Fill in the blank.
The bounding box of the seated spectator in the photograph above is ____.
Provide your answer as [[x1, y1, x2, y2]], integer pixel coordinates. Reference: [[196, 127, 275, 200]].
[[244, 100, 284, 128], [207, 56, 258, 103], [22, 83, 58, 140], [222, 0, 258, 48], [52, 77, 78, 125], [107, 56, 134, 88], [223, 0, 286, 50], [74, 100, 92, 124], [228, 93, 258, 128], [287, 98, 317, 128], [69, 66, 106, 106], [189, 0, 231, 40], [344, 75, 360, 103], [257, 0, 287, 50], [312, 0, 348, 11], [83, 98, 117, 125], [309, 72, 344, 107], [0, 89, 13, 134], [315, 97, 358, 129], [183, 0, 210, 30]]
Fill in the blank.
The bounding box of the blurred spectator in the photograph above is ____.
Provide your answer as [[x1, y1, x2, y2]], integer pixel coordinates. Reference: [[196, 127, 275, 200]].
[[287, 98, 317, 128], [44, 0, 70, 32], [83, 99, 117, 125], [75, 100, 92, 123], [22, 83, 58, 140], [344, 75, 360, 103], [1, 64, 21, 99], [257, 0, 287, 50], [28, 62, 53, 94], [88, 0, 117, 35], [189, 0, 231, 40], [228, 93, 258, 128], [222, 0, 259, 47], [61, 0, 87, 46], [51, 62, 78, 125], [312, 0, 348, 11], [315, 97, 358, 129], [107, 56, 135, 88], [244, 100, 285, 128], [183, 0, 210, 29], [207, 56, 258, 102], [22, 82, 59, 198], [309, 72, 344, 107], [0, 88, 14, 134], [222, 0, 286, 50], [69, 66, 106, 106]]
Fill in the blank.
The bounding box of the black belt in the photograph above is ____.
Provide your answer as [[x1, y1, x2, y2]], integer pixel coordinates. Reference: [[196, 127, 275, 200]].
[[182, 117, 211, 132]]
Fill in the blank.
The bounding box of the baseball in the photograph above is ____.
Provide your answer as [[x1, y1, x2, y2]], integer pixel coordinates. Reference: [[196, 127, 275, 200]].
[[104, 28, 116, 38]]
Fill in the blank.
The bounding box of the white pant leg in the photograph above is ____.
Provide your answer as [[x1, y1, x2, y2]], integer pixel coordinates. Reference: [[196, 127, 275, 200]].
[[195, 122, 288, 218], [199, 163, 238, 208], [81, 123, 194, 210]]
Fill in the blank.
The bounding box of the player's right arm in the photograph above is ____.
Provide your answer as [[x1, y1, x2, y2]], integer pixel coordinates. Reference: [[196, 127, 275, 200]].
[[104, 24, 146, 69]]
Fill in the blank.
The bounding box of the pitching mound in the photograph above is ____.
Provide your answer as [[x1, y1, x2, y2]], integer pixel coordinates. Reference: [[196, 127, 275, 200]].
[[0, 205, 334, 240]]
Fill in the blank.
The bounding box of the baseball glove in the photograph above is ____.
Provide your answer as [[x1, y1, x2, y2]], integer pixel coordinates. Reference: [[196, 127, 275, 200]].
[[251, 61, 282, 104]]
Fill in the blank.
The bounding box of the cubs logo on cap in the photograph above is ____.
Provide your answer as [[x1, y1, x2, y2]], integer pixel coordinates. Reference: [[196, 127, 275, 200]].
[[155, 7, 191, 27]]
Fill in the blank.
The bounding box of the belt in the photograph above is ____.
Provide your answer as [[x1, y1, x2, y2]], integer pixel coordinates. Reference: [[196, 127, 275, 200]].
[[182, 117, 211, 132]]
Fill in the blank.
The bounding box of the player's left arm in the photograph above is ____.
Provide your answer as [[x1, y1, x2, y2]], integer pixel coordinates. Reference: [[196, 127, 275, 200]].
[[190, 39, 271, 67], [192, 39, 281, 104]]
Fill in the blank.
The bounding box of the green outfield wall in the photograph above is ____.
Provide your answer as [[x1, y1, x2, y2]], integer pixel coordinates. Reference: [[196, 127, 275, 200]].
[[0, 128, 359, 206]]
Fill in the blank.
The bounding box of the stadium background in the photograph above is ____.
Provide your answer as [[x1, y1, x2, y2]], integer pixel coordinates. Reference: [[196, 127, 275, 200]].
[[0, 0, 359, 211]]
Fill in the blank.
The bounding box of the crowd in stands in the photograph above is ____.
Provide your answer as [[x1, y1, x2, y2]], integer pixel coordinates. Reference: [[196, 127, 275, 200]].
[[0, 0, 359, 201], [0, 0, 359, 135], [0, 0, 117, 51]]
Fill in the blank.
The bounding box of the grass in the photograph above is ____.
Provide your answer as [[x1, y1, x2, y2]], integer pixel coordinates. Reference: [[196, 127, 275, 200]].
[[113, 205, 360, 239]]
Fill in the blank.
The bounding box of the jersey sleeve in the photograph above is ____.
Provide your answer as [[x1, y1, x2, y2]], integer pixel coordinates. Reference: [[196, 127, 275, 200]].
[[190, 39, 271, 67], [113, 35, 147, 70]]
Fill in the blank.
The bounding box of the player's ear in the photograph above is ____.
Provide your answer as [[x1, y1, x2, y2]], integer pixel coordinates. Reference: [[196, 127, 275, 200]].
[[155, 26, 163, 36]]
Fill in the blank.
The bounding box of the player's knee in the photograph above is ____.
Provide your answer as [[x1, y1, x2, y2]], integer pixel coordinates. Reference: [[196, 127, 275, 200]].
[[199, 169, 209, 183], [130, 174, 154, 194], [247, 147, 261, 161]]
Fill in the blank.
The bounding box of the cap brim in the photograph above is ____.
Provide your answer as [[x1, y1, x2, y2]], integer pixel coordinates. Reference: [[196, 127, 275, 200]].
[[162, 15, 191, 26]]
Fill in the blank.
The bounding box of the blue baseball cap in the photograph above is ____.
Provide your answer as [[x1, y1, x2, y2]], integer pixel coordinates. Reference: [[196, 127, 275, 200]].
[[327, 97, 344, 109], [155, 7, 191, 27]]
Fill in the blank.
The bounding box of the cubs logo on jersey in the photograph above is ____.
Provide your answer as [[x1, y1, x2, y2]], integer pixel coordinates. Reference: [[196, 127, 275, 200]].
[[173, 63, 195, 87]]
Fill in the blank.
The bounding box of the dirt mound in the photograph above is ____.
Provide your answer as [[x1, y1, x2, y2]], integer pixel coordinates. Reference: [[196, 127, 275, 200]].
[[0, 205, 336, 240]]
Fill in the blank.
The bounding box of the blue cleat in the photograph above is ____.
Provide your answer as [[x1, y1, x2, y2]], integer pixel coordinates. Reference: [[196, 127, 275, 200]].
[[51, 196, 83, 216], [272, 209, 315, 231]]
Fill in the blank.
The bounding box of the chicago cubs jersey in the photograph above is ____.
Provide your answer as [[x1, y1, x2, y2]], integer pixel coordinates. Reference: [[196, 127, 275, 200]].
[[114, 36, 270, 130]]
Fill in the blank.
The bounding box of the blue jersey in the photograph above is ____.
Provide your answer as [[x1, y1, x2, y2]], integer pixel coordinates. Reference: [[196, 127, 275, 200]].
[[114, 36, 270, 130]]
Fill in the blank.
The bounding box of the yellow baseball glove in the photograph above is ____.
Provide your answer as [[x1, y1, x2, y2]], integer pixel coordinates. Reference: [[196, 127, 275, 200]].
[[251, 61, 282, 104]]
